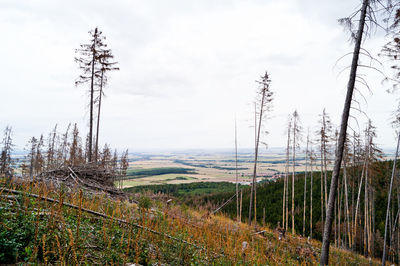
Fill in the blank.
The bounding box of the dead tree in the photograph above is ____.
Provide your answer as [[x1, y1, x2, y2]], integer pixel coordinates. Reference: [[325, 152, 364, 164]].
[[75, 27, 108, 163], [46, 124, 57, 169], [34, 135, 45, 175], [235, 117, 240, 223], [283, 115, 292, 231], [27, 137, 37, 178], [58, 123, 70, 164], [248, 72, 274, 226], [94, 50, 119, 163], [380, 7, 400, 264], [317, 109, 333, 230], [0, 126, 13, 178], [291, 110, 302, 234], [309, 144, 315, 239], [321, 0, 369, 263], [70, 123, 83, 166], [303, 131, 310, 236], [383, 134, 400, 264]]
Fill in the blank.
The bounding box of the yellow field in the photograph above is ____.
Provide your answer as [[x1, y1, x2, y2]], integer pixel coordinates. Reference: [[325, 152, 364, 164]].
[[121, 152, 324, 188]]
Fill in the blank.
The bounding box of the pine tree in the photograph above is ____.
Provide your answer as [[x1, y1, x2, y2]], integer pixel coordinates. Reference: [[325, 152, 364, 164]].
[[248, 71, 274, 225], [75, 27, 108, 163]]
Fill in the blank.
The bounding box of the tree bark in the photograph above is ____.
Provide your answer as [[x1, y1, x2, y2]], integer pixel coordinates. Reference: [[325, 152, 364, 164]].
[[292, 113, 298, 234], [320, 0, 368, 263], [343, 160, 351, 248], [88, 28, 97, 163], [303, 134, 309, 236], [249, 93, 266, 225], [382, 131, 400, 265], [310, 154, 313, 238], [283, 123, 291, 229], [94, 70, 104, 164]]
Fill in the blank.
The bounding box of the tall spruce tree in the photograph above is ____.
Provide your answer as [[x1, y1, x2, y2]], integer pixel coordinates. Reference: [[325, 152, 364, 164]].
[[75, 27, 108, 163]]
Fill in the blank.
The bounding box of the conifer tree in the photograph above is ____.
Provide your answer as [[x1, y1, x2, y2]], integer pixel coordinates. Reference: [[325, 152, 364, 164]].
[[248, 72, 274, 225], [321, 1, 393, 263], [75, 27, 108, 163]]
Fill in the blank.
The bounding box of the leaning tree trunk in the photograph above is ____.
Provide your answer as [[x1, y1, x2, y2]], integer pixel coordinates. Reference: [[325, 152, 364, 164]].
[[320, 0, 368, 264], [382, 131, 400, 266], [248, 93, 266, 225]]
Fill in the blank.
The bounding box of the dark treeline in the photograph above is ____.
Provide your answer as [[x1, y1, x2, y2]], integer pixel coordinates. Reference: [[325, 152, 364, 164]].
[[124, 181, 239, 197], [123, 167, 196, 179]]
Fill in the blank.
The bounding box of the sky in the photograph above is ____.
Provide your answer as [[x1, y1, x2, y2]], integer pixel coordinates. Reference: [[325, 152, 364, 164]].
[[0, 0, 399, 152]]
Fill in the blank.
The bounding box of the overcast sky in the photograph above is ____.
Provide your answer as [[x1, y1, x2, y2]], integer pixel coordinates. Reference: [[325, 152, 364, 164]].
[[0, 0, 398, 152]]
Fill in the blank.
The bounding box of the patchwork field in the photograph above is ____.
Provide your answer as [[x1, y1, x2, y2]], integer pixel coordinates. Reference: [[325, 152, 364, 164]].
[[119, 149, 320, 188]]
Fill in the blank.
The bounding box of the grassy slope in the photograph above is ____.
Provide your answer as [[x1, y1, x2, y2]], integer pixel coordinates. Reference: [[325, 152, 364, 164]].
[[0, 178, 382, 265]]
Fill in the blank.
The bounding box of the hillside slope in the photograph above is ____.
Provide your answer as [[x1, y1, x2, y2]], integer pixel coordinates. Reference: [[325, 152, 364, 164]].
[[0, 177, 382, 265]]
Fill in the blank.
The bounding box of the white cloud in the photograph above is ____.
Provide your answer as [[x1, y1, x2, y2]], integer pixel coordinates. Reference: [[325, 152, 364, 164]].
[[0, 0, 397, 152]]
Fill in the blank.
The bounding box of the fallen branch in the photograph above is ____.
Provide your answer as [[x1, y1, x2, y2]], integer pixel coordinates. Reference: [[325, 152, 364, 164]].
[[211, 193, 236, 215]]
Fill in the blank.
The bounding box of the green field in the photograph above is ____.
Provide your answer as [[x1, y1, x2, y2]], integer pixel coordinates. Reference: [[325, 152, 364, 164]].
[[118, 173, 198, 187]]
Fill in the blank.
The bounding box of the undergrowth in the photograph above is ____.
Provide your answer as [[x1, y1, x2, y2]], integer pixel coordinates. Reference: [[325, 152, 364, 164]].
[[0, 178, 382, 265]]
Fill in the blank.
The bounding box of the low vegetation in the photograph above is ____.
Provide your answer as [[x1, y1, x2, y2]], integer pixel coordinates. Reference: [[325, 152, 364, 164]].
[[0, 178, 380, 265]]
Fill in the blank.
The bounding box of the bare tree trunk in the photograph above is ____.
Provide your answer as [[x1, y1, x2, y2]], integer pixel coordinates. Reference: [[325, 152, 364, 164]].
[[321, 144, 325, 228], [351, 132, 356, 249], [88, 29, 97, 163], [338, 173, 343, 247], [283, 167, 286, 228], [382, 131, 400, 265], [235, 118, 239, 223], [323, 114, 328, 214], [254, 103, 257, 226], [94, 70, 104, 164], [283, 122, 291, 229], [303, 134, 309, 236], [371, 190, 375, 257], [320, 0, 368, 263], [344, 160, 351, 248], [292, 118, 296, 234], [354, 161, 366, 254], [249, 94, 265, 225], [310, 151, 314, 239], [240, 189, 243, 223]]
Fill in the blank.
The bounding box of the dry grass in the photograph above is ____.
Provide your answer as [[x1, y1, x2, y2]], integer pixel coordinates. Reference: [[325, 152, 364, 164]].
[[0, 177, 381, 265]]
